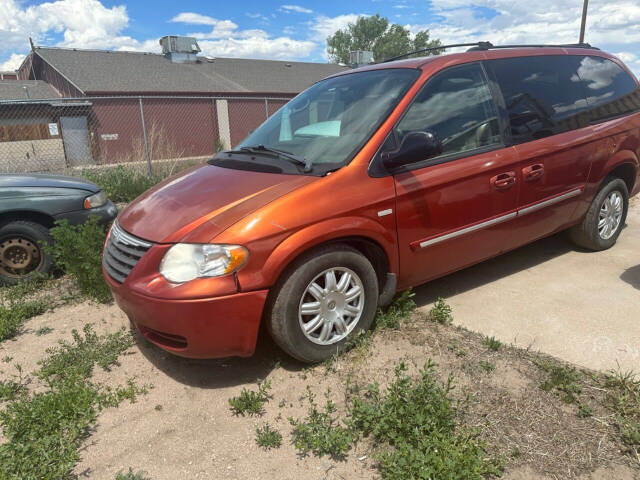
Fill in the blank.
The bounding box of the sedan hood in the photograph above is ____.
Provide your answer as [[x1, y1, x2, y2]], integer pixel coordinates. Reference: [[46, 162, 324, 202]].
[[117, 164, 317, 243], [0, 173, 100, 192]]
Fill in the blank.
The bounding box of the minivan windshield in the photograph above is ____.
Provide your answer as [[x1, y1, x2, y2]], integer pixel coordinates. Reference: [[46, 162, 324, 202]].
[[225, 68, 419, 174]]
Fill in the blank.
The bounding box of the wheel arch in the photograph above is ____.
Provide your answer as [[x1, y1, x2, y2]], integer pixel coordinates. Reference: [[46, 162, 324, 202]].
[[258, 216, 398, 294], [0, 210, 56, 229]]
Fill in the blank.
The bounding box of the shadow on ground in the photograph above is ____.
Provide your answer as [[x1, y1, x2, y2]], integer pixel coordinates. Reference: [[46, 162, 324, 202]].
[[620, 264, 640, 290], [132, 324, 303, 389], [413, 231, 580, 307]]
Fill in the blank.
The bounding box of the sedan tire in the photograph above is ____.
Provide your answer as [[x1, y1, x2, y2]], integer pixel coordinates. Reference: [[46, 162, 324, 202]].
[[0, 221, 54, 285]]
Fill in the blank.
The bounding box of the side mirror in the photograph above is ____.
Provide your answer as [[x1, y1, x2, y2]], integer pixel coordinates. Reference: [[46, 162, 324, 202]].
[[382, 131, 443, 169]]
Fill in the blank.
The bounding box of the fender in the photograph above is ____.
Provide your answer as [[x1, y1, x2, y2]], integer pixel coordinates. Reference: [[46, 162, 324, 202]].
[[588, 149, 638, 194], [258, 216, 398, 289], [573, 149, 639, 221]]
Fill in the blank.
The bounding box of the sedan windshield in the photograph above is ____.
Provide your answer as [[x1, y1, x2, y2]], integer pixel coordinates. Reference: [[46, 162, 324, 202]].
[[233, 68, 419, 173]]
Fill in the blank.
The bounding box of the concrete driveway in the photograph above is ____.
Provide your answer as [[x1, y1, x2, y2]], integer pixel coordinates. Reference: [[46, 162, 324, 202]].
[[415, 197, 640, 373]]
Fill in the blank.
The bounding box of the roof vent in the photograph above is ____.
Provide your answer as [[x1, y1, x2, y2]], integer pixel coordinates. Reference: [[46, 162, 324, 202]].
[[349, 50, 374, 68], [159, 36, 201, 63]]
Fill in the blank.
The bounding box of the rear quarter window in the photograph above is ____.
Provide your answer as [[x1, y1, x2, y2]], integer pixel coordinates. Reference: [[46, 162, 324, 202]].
[[571, 56, 640, 123]]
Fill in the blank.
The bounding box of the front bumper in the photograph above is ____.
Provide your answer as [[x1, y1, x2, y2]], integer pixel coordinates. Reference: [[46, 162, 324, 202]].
[[55, 200, 118, 226], [105, 272, 268, 358]]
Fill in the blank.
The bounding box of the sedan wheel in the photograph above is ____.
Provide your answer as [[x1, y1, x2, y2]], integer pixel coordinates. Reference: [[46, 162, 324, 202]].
[[0, 236, 43, 279]]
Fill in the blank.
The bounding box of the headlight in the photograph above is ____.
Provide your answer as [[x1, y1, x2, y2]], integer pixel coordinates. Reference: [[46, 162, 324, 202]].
[[159, 244, 249, 283], [84, 190, 108, 209]]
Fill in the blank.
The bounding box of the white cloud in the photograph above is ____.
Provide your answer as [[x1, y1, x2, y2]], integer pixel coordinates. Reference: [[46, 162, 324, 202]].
[[172, 10, 315, 60], [0, 53, 25, 71], [406, 0, 640, 76], [310, 14, 362, 42], [280, 5, 314, 14], [0, 0, 136, 51], [170, 12, 220, 26]]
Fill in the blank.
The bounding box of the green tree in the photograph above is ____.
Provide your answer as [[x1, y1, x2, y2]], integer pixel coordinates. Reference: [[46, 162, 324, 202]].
[[327, 14, 442, 64]]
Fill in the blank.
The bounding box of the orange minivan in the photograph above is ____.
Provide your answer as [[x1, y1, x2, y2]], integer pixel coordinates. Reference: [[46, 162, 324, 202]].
[[103, 43, 640, 363]]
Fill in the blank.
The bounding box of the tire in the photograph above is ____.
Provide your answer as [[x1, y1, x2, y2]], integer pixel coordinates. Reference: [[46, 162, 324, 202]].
[[569, 177, 629, 251], [266, 244, 379, 363], [0, 221, 54, 285]]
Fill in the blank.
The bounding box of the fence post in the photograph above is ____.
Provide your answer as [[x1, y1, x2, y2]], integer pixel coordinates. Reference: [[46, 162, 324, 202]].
[[138, 97, 152, 176], [264, 98, 269, 120]]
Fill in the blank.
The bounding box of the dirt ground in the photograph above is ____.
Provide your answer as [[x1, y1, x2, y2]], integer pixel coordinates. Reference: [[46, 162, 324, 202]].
[[0, 202, 639, 479], [1, 299, 639, 479]]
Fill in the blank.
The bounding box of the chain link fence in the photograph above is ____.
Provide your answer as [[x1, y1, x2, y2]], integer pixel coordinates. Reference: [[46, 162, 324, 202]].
[[0, 95, 290, 175]]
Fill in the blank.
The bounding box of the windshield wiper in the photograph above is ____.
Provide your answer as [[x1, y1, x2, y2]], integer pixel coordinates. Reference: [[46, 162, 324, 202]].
[[239, 145, 312, 172]]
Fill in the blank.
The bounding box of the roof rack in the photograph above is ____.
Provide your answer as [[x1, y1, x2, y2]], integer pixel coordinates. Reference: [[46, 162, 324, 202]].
[[381, 41, 598, 63]]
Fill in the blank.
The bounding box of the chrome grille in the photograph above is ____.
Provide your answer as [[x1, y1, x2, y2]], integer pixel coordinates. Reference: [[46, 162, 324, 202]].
[[103, 221, 153, 284]]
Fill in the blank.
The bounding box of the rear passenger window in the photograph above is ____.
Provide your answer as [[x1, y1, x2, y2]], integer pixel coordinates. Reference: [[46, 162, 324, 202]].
[[394, 63, 501, 159], [488, 56, 590, 143], [572, 56, 640, 123]]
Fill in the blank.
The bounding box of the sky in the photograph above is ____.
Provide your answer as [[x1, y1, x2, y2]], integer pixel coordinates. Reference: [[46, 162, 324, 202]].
[[0, 0, 639, 76]]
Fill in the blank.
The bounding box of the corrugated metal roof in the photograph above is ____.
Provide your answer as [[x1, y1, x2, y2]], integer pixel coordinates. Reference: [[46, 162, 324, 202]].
[[0, 80, 60, 100], [34, 47, 349, 94]]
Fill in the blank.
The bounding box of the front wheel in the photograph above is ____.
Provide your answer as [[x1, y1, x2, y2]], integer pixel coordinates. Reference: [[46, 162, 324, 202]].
[[266, 245, 379, 363], [569, 177, 629, 251], [0, 221, 54, 285]]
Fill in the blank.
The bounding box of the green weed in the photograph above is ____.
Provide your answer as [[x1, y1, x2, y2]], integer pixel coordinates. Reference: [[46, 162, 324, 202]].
[[427, 297, 453, 325], [49, 217, 111, 303], [0, 324, 145, 479], [536, 358, 582, 404], [35, 326, 54, 336], [228, 381, 271, 416], [0, 379, 25, 402], [115, 468, 150, 480], [483, 336, 502, 352], [599, 368, 640, 448], [349, 361, 503, 479], [479, 361, 495, 373], [375, 289, 416, 329], [255, 423, 283, 449], [289, 387, 355, 459], [38, 324, 133, 381]]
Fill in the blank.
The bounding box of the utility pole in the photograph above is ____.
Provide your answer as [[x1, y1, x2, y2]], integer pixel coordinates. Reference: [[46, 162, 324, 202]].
[[579, 0, 589, 43]]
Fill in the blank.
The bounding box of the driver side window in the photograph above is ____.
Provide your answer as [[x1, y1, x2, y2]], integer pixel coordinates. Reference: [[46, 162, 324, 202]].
[[394, 63, 501, 159]]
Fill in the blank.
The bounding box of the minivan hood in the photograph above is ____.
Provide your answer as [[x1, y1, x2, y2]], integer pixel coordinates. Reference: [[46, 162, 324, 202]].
[[0, 173, 100, 192], [117, 164, 317, 243]]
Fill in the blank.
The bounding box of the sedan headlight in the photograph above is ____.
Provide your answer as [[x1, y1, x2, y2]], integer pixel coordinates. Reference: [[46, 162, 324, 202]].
[[159, 244, 249, 283], [84, 190, 108, 209]]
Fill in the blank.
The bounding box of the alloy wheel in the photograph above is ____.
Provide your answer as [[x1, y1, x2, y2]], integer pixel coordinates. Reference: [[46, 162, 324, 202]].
[[598, 190, 623, 240], [298, 267, 365, 345]]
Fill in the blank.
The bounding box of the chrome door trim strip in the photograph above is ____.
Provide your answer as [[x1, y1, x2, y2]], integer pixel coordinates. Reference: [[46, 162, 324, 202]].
[[517, 188, 582, 216], [378, 209, 393, 217], [417, 187, 583, 249], [419, 212, 517, 248]]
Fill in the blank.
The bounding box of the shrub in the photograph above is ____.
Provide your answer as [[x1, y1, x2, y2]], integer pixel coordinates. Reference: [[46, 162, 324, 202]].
[[83, 166, 160, 203], [49, 217, 111, 303]]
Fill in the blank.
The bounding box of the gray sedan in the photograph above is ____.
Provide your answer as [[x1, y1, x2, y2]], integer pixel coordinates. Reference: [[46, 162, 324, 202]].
[[0, 174, 117, 284]]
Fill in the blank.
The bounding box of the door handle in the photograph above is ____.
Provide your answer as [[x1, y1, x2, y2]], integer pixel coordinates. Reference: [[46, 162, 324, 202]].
[[523, 163, 544, 181], [490, 171, 516, 190]]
